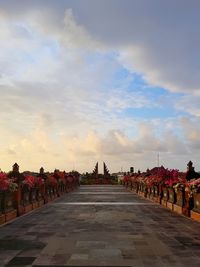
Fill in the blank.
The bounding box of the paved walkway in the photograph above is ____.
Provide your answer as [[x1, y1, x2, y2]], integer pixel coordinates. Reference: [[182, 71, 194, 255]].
[[0, 185, 200, 267]]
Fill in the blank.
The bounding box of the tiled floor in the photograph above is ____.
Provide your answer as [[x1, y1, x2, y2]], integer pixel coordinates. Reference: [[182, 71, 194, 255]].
[[0, 185, 200, 266]]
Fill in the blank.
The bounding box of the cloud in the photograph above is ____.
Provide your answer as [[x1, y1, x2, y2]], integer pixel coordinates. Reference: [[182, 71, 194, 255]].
[[1, 1, 200, 94], [0, 2, 200, 173], [180, 117, 200, 149], [62, 0, 200, 95], [176, 95, 200, 117]]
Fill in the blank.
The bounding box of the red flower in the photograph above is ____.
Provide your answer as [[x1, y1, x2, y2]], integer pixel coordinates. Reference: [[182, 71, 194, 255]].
[[0, 172, 18, 191], [0, 172, 9, 191], [35, 177, 45, 187], [47, 175, 58, 186], [23, 175, 36, 189]]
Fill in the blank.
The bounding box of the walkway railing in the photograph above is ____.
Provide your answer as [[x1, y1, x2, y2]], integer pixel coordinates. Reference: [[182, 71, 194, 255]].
[[123, 179, 200, 223], [0, 165, 80, 225]]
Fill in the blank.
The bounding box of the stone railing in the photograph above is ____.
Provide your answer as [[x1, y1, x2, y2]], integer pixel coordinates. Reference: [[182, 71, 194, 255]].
[[123, 180, 200, 223], [0, 170, 80, 225]]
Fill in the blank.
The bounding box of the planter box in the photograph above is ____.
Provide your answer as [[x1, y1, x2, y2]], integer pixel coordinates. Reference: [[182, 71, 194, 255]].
[[138, 191, 145, 197], [135, 183, 139, 193], [176, 189, 185, 207], [30, 188, 37, 203], [24, 204, 32, 213], [5, 209, 17, 222], [182, 191, 192, 217], [168, 188, 176, 204], [132, 182, 139, 192], [49, 187, 54, 198], [22, 190, 30, 206], [36, 188, 43, 201], [192, 193, 200, 213], [17, 205, 25, 216], [13, 187, 22, 209], [154, 185, 159, 196], [173, 204, 183, 215], [44, 186, 51, 203], [138, 183, 142, 192], [161, 199, 167, 207], [1, 191, 15, 213], [153, 196, 160, 203], [191, 210, 200, 222], [0, 192, 3, 214], [0, 214, 5, 225], [173, 189, 192, 217], [44, 195, 50, 203], [149, 187, 154, 199], [162, 187, 169, 201], [38, 199, 44, 207], [167, 201, 174, 210], [32, 202, 39, 209]]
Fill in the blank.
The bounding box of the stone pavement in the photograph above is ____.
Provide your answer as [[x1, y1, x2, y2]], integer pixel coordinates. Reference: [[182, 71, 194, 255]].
[[0, 185, 200, 267]]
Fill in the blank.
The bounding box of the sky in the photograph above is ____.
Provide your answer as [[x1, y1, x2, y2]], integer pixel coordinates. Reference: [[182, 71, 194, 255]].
[[0, 0, 200, 173]]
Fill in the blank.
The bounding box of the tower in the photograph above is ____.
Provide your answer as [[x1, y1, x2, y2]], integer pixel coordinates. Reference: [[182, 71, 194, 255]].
[[103, 162, 110, 179], [92, 162, 98, 179]]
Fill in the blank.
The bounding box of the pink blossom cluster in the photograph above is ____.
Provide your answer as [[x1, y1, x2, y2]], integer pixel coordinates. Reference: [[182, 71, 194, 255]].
[[0, 172, 18, 191], [57, 172, 66, 184], [187, 178, 200, 188], [123, 166, 181, 187], [0, 172, 10, 191], [35, 176, 45, 186], [47, 175, 58, 186], [22, 175, 36, 189]]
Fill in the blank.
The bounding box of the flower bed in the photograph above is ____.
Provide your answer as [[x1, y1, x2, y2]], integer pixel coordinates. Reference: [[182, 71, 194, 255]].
[[0, 172, 18, 222], [0, 165, 80, 225], [123, 164, 200, 222]]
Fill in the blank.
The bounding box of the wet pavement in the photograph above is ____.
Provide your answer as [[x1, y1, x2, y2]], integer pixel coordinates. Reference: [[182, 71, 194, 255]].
[[0, 185, 200, 267]]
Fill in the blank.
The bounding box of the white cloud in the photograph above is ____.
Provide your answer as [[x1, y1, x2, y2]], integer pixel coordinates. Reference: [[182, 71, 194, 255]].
[[0, 3, 200, 173], [180, 117, 200, 149], [176, 95, 200, 117], [65, 1, 200, 95]]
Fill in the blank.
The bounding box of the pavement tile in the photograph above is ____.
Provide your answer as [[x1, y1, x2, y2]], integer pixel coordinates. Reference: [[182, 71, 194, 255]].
[[69, 254, 89, 260], [89, 248, 122, 260], [5, 256, 36, 265], [0, 185, 200, 266]]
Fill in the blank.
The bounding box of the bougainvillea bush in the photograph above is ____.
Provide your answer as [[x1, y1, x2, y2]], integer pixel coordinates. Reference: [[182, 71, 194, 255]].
[[123, 166, 185, 188], [22, 175, 36, 189], [47, 175, 58, 187], [35, 176, 45, 187], [187, 178, 200, 193], [0, 172, 18, 192]]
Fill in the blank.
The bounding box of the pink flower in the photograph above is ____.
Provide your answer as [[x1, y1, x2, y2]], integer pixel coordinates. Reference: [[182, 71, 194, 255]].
[[0, 172, 9, 191], [0, 172, 18, 191], [23, 175, 36, 189]]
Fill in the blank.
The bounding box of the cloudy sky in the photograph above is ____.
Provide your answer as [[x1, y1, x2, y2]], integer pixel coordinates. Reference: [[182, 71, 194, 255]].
[[0, 0, 200, 173]]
